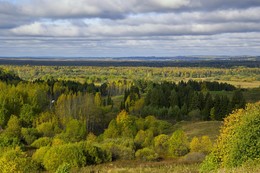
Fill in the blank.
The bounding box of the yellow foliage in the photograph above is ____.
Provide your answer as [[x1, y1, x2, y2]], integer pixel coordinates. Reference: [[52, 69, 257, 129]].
[[116, 110, 128, 124]]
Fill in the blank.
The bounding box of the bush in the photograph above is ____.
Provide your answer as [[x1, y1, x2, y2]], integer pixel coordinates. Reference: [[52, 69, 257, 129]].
[[190, 136, 212, 154], [21, 128, 40, 145], [84, 142, 112, 164], [200, 102, 260, 172], [153, 134, 169, 156], [36, 122, 57, 137], [31, 137, 52, 148], [32, 146, 50, 165], [135, 148, 159, 161], [168, 130, 189, 157], [43, 143, 86, 172], [180, 152, 206, 164], [102, 138, 135, 160], [55, 162, 71, 173], [134, 129, 154, 148], [0, 147, 39, 173]]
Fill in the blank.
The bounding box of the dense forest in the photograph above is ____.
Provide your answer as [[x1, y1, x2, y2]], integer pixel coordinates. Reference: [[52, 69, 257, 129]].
[[0, 66, 259, 172]]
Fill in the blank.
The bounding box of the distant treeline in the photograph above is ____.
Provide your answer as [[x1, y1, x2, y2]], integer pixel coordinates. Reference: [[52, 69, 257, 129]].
[[0, 59, 259, 68]]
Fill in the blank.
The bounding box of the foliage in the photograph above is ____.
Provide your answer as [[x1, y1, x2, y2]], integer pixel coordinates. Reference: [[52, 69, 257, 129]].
[[180, 152, 206, 164], [59, 119, 86, 142], [168, 130, 189, 157], [134, 129, 154, 148], [102, 138, 135, 160], [200, 102, 260, 172], [55, 162, 71, 173], [190, 136, 212, 154], [0, 147, 39, 173], [135, 147, 159, 161], [31, 137, 52, 148], [83, 142, 112, 164], [21, 127, 40, 145], [153, 134, 169, 156], [32, 146, 50, 165], [36, 122, 58, 137], [43, 143, 86, 172]]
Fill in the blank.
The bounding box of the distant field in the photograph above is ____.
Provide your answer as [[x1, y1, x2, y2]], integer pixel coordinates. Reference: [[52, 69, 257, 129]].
[[218, 80, 260, 88]]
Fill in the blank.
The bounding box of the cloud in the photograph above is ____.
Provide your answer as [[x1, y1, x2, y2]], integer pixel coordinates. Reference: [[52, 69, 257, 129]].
[[0, 0, 259, 56]]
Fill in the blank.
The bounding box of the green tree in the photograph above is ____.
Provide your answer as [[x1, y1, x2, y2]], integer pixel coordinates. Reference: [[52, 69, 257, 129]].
[[168, 130, 189, 157], [200, 102, 260, 172]]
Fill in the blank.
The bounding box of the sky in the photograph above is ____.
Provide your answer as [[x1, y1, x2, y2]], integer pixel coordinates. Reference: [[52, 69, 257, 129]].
[[0, 0, 260, 57]]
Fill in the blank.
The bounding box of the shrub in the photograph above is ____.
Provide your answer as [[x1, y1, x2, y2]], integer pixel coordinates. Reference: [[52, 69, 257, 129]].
[[55, 162, 71, 173], [0, 147, 39, 173], [32, 146, 50, 165], [134, 129, 154, 148], [135, 147, 159, 161], [190, 136, 212, 154], [180, 152, 206, 164], [153, 134, 169, 156], [31, 137, 52, 148], [21, 128, 40, 145], [84, 142, 112, 164], [168, 130, 189, 157], [36, 122, 58, 137], [102, 138, 135, 160], [43, 143, 86, 172]]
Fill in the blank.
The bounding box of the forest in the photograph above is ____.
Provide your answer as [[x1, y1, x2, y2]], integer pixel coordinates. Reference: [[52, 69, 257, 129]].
[[0, 64, 259, 173]]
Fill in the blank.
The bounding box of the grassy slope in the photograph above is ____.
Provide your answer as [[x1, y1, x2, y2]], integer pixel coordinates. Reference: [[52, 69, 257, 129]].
[[172, 121, 222, 141]]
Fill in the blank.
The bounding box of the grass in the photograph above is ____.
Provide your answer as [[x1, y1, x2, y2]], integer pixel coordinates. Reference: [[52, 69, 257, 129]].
[[73, 160, 200, 173], [172, 121, 222, 141]]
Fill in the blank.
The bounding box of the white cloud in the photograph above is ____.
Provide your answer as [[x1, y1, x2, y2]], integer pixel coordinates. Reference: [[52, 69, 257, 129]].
[[1, 0, 260, 56]]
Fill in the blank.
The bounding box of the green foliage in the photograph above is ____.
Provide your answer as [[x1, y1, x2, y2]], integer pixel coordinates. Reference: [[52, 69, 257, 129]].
[[190, 136, 212, 154], [21, 127, 40, 145], [60, 119, 86, 142], [168, 130, 189, 157], [153, 134, 169, 156], [135, 147, 159, 161], [102, 138, 135, 160], [83, 142, 112, 164], [32, 146, 50, 165], [36, 121, 59, 137], [31, 137, 52, 148], [19, 104, 35, 126], [200, 102, 260, 172], [4, 115, 21, 138], [43, 143, 86, 172], [134, 129, 154, 148], [0, 147, 39, 173], [104, 111, 137, 138], [55, 162, 71, 173]]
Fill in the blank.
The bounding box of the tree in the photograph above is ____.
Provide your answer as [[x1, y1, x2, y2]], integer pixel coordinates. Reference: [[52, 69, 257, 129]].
[[0, 148, 38, 172], [19, 104, 35, 127], [231, 90, 246, 109], [4, 115, 21, 138], [94, 92, 102, 107], [200, 102, 260, 172]]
